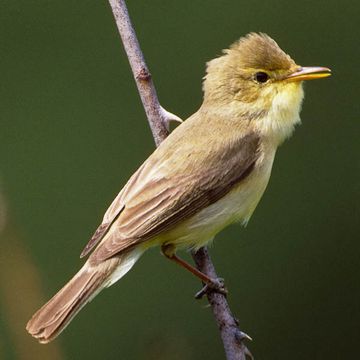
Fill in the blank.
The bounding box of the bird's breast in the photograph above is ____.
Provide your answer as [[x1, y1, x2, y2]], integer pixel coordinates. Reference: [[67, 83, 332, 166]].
[[157, 145, 276, 250]]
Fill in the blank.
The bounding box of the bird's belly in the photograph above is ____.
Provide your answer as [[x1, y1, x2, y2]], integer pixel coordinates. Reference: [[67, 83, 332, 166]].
[[157, 150, 275, 250]]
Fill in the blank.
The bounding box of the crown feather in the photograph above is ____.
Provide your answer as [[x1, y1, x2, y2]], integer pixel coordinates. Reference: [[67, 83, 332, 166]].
[[228, 33, 295, 71]]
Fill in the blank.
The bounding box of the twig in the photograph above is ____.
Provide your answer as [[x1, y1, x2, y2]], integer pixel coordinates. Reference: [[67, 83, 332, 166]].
[[108, 0, 173, 146], [193, 248, 253, 360], [108, 1, 252, 359]]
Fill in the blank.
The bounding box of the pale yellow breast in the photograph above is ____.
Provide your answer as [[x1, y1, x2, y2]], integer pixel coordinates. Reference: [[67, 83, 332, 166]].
[[151, 144, 277, 251]]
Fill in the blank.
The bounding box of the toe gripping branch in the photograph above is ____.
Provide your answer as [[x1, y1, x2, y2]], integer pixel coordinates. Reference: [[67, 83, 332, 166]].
[[161, 244, 228, 298], [162, 244, 253, 358]]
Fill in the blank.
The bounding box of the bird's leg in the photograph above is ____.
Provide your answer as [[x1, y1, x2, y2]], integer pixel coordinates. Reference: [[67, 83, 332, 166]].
[[163, 249, 213, 283], [161, 244, 227, 299]]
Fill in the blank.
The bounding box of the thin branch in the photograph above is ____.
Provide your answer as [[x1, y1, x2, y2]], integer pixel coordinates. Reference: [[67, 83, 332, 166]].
[[108, 1, 252, 359], [108, 0, 169, 146], [193, 248, 253, 360]]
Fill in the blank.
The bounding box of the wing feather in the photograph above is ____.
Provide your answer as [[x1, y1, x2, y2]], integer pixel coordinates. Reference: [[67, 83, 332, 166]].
[[88, 129, 260, 263]]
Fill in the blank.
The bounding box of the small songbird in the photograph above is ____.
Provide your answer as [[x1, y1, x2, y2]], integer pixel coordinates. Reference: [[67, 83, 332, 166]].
[[26, 33, 331, 343]]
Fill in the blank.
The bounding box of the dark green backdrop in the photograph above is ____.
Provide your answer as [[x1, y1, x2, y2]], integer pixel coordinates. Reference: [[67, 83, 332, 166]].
[[0, 1, 358, 359]]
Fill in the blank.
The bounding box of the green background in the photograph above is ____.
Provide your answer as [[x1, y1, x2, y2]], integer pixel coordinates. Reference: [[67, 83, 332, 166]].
[[0, 1, 358, 359]]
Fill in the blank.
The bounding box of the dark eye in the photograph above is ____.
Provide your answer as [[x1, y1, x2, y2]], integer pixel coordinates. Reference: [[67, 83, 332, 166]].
[[254, 72, 269, 83]]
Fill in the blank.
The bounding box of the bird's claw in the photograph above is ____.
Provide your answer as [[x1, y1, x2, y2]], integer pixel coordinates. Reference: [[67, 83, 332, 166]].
[[194, 277, 228, 299]]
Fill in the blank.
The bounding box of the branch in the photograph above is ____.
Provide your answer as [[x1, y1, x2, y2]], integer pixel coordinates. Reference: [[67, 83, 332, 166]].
[[108, 1, 252, 359], [193, 248, 253, 360], [108, 0, 183, 146]]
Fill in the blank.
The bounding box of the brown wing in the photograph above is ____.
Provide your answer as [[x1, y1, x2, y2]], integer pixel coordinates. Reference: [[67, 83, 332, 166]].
[[80, 162, 148, 258], [89, 130, 260, 263], [80, 206, 124, 258]]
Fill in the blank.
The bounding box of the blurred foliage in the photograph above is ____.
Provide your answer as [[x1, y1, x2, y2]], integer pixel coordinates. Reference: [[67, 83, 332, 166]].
[[0, 0, 359, 359]]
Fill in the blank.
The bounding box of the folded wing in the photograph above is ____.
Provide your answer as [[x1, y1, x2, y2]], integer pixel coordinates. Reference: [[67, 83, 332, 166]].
[[82, 117, 260, 264]]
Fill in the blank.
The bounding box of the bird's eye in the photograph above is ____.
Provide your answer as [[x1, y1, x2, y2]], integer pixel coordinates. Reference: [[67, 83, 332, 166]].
[[254, 72, 269, 83]]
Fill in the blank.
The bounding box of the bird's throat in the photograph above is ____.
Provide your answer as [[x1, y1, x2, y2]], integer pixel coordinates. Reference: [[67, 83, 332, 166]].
[[255, 82, 304, 144]]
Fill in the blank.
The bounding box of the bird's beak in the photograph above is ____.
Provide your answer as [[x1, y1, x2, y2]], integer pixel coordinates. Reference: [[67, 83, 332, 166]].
[[285, 66, 331, 82]]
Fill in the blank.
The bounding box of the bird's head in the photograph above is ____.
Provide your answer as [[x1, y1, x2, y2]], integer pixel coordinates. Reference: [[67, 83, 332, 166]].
[[202, 33, 331, 142]]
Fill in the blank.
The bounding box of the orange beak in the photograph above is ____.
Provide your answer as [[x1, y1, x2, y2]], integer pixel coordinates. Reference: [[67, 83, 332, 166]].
[[285, 66, 332, 82]]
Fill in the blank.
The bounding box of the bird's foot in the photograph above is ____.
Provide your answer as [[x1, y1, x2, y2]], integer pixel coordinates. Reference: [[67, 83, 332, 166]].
[[195, 277, 228, 299]]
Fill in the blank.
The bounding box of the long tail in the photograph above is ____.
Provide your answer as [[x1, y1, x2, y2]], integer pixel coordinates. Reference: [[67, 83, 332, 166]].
[[26, 248, 142, 343]]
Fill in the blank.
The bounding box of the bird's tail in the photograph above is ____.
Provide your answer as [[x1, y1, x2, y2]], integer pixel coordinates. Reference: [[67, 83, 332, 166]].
[[26, 248, 143, 343]]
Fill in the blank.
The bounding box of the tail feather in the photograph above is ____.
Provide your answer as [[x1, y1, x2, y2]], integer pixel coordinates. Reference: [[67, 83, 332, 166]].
[[26, 248, 143, 343], [26, 265, 107, 343]]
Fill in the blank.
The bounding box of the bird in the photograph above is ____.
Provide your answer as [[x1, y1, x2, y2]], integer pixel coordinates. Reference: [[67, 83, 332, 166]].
[[26, 33, 331, 343]]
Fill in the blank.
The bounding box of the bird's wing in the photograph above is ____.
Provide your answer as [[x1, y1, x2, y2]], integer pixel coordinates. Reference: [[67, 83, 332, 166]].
[[85, 126, 260, 263], [80, 162, 146, 258]]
